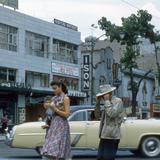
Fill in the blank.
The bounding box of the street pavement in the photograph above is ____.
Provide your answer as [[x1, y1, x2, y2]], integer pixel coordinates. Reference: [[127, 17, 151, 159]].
[[0, 141, 160, 160]]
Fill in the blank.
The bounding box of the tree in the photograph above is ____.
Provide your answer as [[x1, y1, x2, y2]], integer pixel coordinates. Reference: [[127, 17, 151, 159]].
[[98, 10, 153, 116]]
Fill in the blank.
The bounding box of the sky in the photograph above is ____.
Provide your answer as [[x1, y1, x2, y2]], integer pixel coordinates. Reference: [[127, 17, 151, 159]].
[[16, 0, 160, 40]]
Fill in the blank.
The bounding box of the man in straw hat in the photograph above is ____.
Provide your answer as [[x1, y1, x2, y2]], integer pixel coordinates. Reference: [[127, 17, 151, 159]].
[[95, 84, 124, 160]]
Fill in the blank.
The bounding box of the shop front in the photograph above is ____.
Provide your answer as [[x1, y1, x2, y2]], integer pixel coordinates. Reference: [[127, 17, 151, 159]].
[[0, 81, 31, 127]]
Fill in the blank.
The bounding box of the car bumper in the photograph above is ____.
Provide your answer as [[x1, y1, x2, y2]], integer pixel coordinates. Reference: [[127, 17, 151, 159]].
[[5, 132, 13, 147]]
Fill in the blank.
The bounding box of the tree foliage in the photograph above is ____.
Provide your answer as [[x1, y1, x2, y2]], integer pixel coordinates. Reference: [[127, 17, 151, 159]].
[[98, 10, 154, 116]]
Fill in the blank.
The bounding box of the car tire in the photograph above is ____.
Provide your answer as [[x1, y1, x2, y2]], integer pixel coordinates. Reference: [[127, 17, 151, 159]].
[[35, 146, 42, 155], [141, 136, 160, 157]]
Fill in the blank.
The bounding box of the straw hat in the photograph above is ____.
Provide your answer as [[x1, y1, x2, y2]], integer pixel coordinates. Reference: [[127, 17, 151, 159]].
[[96, 84, 116, 97]]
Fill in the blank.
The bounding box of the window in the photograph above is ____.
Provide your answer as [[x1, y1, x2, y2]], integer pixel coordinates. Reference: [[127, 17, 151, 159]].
[[99, 76, 106, 85], [0, 68, 7, 82], [107, 58, 111, 69], [87, 110, 97, 121], [0, 23, 18, 52], [52, 38, 78, 64], [26, 71, 49, 88], [0, 67, 16, 82], [25, 32, 49, 58], [69, 111, 86, 121], [8, 69, 16, 82]]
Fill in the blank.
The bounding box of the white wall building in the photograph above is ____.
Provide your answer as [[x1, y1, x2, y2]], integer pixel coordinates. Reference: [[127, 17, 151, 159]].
[[0, 6, 85, 125], [120, 69, 155, 118]]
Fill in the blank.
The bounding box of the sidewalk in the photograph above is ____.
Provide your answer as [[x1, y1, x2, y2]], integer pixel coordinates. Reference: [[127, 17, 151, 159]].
[[0, 134, 5, 141]]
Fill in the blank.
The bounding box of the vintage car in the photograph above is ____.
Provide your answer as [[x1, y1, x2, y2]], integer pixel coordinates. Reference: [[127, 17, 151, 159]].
[[5, 106, 160, 158]]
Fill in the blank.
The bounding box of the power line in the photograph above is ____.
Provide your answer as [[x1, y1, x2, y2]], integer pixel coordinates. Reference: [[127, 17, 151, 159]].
[[120, 0, 160, 20], [121, 0, 139, 10]]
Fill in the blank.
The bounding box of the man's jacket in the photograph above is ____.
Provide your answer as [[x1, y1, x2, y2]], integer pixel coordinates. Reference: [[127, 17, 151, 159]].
[[95, 96, 124, 139]]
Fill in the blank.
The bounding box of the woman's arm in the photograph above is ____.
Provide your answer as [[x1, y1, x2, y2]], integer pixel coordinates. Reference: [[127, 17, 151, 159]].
[[50, 96, 70, 118]]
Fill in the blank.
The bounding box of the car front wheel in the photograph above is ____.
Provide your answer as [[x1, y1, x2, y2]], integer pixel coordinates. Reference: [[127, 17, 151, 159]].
[[141, 136, 160, 157]]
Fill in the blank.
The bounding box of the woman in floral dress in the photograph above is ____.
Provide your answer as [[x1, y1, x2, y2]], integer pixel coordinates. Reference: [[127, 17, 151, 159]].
[[41, 81, 71, 160]]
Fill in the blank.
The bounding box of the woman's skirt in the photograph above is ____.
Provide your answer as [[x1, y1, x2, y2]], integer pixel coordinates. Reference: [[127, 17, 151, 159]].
[[41, 116, 71, 159]]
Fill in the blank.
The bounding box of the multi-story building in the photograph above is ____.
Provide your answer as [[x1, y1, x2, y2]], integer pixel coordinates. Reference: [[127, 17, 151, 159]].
[[0, 6, 85, 125]]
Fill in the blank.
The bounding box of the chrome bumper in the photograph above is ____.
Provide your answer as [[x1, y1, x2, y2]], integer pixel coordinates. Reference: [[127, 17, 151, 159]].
[[5, 132, 13, 147]]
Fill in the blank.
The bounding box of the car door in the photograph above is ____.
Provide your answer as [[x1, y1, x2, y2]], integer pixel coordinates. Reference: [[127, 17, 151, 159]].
[[118, 120, 127, 148], [85, 110, 100, 148], [85, 109, 127, 149], [69, 110, 87, 148]]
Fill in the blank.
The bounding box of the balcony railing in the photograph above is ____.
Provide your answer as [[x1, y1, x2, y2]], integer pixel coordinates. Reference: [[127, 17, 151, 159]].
[[52, 50, 78, 64]]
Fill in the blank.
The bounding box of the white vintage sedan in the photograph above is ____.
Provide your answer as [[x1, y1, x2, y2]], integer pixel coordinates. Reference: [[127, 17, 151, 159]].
[[5, 106, 160, 158]]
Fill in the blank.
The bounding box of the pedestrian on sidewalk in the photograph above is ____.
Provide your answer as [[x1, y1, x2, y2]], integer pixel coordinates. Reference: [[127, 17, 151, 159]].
[[1, 115, 8, 134], [95, 84, 125, 160], [41, 81, 71, 160]]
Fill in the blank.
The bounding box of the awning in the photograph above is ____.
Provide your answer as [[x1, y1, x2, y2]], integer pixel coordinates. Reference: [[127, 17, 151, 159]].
[[30, 88, 86, 98]]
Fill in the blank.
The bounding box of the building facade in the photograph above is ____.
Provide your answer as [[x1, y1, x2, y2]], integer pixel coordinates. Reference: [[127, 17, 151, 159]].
[[81, 37, 156, 118], [0, 6, 85, 125], [81, 37, 114, 104], [120, 69, 155, 118]]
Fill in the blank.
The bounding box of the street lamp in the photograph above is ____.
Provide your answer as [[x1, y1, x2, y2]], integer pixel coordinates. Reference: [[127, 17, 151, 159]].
[[84, 33, 106, 105]]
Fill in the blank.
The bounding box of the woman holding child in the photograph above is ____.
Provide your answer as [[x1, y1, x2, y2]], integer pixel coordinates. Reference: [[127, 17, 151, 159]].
[[41, 81, 71, 160]]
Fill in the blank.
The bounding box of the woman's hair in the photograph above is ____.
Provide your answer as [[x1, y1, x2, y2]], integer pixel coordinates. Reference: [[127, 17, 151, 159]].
[[50, 81, 68, 94]]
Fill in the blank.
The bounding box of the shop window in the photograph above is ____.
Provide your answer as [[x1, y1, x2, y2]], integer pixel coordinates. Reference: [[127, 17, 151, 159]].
[[53, 75, 79, 90], [8, 69, 16, 82], [0, 68, 7, 82]]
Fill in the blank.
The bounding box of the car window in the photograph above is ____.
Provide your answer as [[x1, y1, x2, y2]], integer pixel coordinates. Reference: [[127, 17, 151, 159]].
[[69, 111, 86, 121], [87, 110, 97, 121]]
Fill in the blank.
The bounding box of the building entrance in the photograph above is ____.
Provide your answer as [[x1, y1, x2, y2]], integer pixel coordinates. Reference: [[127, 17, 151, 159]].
[[0, 92, 17, 128]]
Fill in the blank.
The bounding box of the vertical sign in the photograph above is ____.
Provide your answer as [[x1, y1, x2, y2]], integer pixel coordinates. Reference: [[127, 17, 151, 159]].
[[82, 55, 90, 90]]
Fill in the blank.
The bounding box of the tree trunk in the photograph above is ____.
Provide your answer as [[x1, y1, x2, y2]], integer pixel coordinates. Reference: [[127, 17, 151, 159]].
[[129, 67, 137, 117], [132, 91, 138, 117]]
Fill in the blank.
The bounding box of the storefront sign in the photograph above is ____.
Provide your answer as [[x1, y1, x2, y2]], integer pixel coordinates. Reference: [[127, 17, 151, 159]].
[[0, 81, 31, 89], [51, 62, 79, 77], [82, 55, 90, 90], [68, 90, 86, 97], [0, 0, 18, 9], [54, 19, 78, 31]]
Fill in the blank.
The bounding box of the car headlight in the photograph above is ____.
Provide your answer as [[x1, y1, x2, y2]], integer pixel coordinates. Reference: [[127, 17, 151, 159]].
[[10, 126, 17, 138]]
